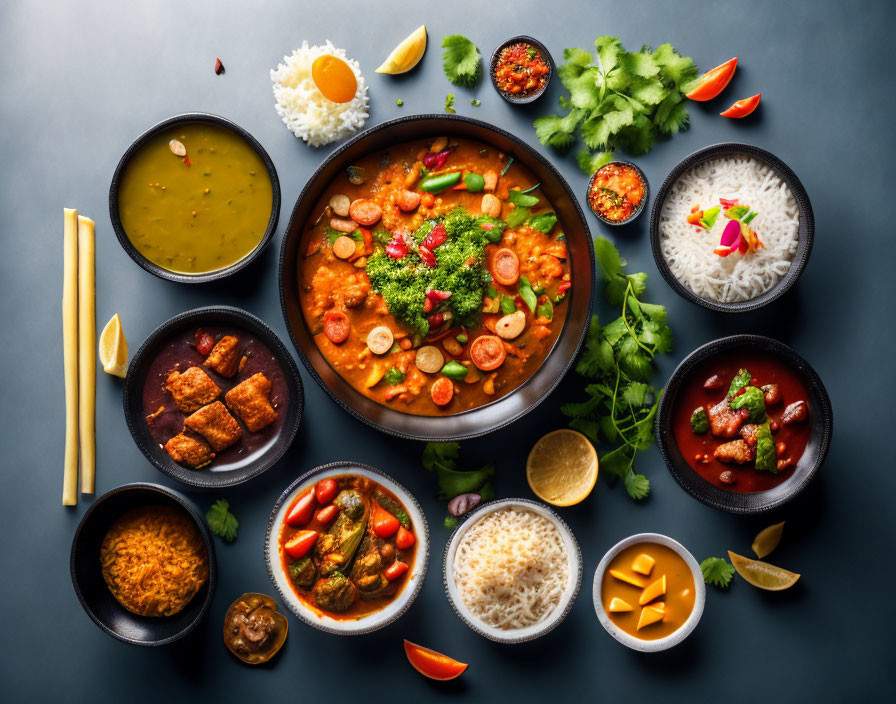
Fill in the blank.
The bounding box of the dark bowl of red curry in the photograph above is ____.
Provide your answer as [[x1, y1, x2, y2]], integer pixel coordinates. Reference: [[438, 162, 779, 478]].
[[278, 114, 595, 441], [123, 306, 304, 488], [489, 36, 554, 104], [656, 335, 832, 514]]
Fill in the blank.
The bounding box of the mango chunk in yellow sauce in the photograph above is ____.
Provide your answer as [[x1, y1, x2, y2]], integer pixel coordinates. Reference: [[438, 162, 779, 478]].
[[603, 543, 695, 641], [631, 553, 655, 576]]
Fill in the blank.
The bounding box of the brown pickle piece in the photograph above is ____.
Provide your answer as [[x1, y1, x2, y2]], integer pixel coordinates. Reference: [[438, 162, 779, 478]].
[[223, 593, 288, 665]]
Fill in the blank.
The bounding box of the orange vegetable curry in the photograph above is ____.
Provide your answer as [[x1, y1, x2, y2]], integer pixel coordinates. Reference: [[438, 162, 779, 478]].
[[279, 474, 417, 620], [298, 137, 571, 415]]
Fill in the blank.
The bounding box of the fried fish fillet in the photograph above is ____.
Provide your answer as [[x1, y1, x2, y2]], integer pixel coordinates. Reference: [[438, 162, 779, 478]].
[[184, 401, 243, 451], [164, 431, 214, 469], [204, 335, 241, 377], [225, 372, 278, 432], [165, 367, 222, 413]]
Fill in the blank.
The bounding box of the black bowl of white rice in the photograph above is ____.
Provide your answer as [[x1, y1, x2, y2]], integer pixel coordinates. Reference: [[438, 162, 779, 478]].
[[650, 143, 813, 313]]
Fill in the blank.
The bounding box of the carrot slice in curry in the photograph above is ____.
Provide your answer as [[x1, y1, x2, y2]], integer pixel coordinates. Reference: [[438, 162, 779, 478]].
[[322, 311, 350, 344], [470, 335, 506, 371], [492, 248, 520, 286], [431, 377, 454, 406]]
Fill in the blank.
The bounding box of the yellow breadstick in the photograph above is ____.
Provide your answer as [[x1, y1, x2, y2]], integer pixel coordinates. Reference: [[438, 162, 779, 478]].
[[78, 216, 96, 494], [62, 208, 79, 506]]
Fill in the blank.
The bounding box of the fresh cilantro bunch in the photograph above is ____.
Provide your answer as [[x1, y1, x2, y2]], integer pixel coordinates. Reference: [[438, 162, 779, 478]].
[[442, 35, 481, 87], [561, 238, 672, 500], [534, 37, 697, 172], [701, 557, 735, 588], [206, 499, 238, 542]]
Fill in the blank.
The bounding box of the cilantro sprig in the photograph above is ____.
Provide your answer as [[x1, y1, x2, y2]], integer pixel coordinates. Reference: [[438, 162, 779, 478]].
[[701, 557, 735, 588], [442, 35, 482, 87], [423, 442, 495, 528], [206, 499, 238, 542], [561, 238, 672, 500], [534, 37, 698, 171]]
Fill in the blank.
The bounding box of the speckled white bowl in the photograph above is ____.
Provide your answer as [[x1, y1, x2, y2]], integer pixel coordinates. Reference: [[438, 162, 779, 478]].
[[593, 532, 705, 652], [443, 498, 582, 644], [265, 462, 429, 635]]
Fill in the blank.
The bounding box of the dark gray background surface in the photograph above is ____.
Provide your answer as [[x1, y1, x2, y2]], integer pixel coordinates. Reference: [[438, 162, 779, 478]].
[[2, 0, 893, 700]]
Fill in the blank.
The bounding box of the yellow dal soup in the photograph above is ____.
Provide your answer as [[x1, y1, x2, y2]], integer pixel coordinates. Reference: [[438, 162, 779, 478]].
[[118, 122, 273, 274]]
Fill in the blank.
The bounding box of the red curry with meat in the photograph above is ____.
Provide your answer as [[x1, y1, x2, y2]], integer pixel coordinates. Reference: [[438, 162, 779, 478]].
[[298, 137, 571, 415]]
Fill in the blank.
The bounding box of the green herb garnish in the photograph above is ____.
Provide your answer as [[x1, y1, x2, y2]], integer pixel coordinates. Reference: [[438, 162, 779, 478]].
[[206, 499, 238, 542], [534, 38, 697, 171], [384, 367, 405, 386], [470, 98, 481, 106], [445, 94, 456, 113], [442, 34, 481, 87], [561, 237, 673, 500], [423, 442, 495, 500], [396, 98, 404, 107], [701, 557, 735, 588]]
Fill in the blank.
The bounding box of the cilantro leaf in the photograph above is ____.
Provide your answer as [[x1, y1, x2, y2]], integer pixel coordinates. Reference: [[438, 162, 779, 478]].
[[701, 557, 736, 588], [206, 499, 238, 542], [577, 149, 614, 174], [423, 442, 495, 500], [564, 47, 593, 66], [442, 35, 481, 87], [624, 470, 650, 500], [533, 109, 584, 148], [444, 94, 456, 113], [653, 43, 698, 86]]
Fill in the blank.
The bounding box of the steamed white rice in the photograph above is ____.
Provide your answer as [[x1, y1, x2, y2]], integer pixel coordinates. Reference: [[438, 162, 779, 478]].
[[271, 41, 369, 147], [659, 156, 800, 303]]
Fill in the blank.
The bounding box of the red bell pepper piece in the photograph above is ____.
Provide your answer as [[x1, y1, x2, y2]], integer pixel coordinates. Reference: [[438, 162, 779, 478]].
[[422, 223, 447, 250], [418, 245, 437, 267], [385, 237, 408, 259]]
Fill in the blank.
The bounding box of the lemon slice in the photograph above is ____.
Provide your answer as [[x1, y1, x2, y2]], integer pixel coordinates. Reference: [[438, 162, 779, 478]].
[[752, 521, 785, 559], [526, 429, 598, 506], [376, 25, 427, 74], [728, 551, 800, 591], [99, 313, 128, 378]]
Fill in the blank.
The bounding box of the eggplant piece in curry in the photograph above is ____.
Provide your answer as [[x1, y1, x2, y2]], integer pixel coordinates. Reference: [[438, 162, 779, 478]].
[[279, 475, 417, 619]]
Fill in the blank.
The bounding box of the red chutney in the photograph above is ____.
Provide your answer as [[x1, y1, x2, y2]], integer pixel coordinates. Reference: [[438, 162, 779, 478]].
[[671, 353, 811, 493], [588, 163, 645, 222], [493, 42, 550, 96]]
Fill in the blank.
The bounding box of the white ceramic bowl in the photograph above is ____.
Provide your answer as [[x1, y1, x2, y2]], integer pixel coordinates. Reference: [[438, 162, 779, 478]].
[[443, 498, 582, 644], [592, 532, 705, 652], [265, 462, 429, 635]]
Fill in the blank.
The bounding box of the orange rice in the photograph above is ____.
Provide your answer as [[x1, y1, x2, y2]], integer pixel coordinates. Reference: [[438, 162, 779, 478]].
[[100, 505, 209, 617]]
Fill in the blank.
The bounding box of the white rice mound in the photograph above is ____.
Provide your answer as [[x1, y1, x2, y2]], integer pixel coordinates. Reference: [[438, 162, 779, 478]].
[[453, 508, 568, 630], [659, 156, 800, 303], [271, 41, 369, 147]]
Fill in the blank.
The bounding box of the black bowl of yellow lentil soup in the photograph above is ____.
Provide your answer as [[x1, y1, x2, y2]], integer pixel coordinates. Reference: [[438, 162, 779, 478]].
[[110, 113, 280, 283], [279, 114, 594, 440]]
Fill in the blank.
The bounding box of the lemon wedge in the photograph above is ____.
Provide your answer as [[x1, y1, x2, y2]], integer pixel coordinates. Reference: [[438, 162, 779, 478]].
[[99, 313, 128, 378], [376, 25, 427, 74], [526, 429, 598, 506], [728, 551, 800, 591], [751, 521, 785, 559]]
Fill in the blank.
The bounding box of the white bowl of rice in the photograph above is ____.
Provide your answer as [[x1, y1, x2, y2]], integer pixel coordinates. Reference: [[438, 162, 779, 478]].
[[443, 498, 582, 643], [651, 143, 813, 312]]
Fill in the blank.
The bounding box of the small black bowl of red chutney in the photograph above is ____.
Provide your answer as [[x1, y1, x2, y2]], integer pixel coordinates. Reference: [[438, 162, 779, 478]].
[[490, 36, 554, 104], [656, 335, 832, 514]]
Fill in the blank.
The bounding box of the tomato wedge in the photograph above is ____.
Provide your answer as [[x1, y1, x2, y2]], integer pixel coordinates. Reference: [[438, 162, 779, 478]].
[[384, 560, 409, 581], [395, 525, 416, 549], [315, 504, 339, 525], [285, 490, 316, 527], [470, 335, 506, 371], [492, 248, 520, 286], [284, 530, 317, 559], [720, 93, 761, 118], [322, 310, 350, 344], [315, 478, 339, 505], [404, 640, 469, 681], [430, 377, 454, 406], [686, 57, 738, 101], [372, 502, 399, 538]]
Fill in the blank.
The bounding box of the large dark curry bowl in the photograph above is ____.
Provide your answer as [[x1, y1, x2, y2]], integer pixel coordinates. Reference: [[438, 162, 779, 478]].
[[279, 114, 595, 441], [109, 112, 281, 284], [123, 306, 304, 489], [656, 335, 833, 514], [70, 483, 217, 646]]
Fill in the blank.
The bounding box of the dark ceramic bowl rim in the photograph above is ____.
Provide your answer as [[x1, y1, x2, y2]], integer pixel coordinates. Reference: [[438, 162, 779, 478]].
[[586, 160, 650, 226], [649, 142, 814, 313], [442, 498, 583, 643], [69, 482, 217, 646], [655, 334, 833, 514], [277, 113, 594, 441], [122, 305, 304, 489], [264, 461, 430, 636], [489, 35, 555, 104], [108, 112, 281, 284]]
